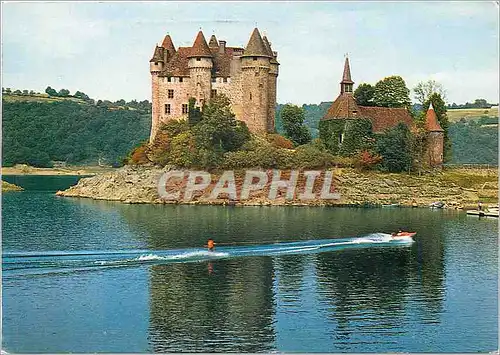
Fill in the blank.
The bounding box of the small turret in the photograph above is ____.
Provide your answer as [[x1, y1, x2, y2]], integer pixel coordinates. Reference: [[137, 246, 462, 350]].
[[149, 45, 164, 73], [208, 34, 219, 48], [425, 102, 445, 167]]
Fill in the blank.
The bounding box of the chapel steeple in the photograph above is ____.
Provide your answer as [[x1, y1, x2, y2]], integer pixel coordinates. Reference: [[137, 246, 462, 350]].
[[340, 56, 354, 94]]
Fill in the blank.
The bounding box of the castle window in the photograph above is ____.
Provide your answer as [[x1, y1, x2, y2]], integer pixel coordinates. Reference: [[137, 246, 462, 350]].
[[167, 77, 172, 82], [168, 89, 174, 99], [223, 77, 228, 83], [196, 57, 201, 61], [165, 104, 171, 115], [154, 62, 158, 65], [211, 89, 217, 98], [179, 77, 183, 83], [182, 104, 188, 114], [249, 93, 252, 101], [211, 77, 216, 83], [253, 57, 258, 61]]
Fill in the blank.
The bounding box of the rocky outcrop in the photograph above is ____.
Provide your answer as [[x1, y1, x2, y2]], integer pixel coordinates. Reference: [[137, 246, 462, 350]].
[[56, 166, 497, 208], [2, 181, 24, 192]]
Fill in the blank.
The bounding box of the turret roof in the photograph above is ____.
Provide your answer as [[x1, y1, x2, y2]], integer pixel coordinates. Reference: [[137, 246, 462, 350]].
[[341, 57, 353, 84], [188, 31, 212, 58], [150, 45, 164, 63], [242, 28, 272, 58], [208, 34, 219, 47], [425, 102, 444, 132], [161, 34, 176, 52], [263, 35, 279, 64]]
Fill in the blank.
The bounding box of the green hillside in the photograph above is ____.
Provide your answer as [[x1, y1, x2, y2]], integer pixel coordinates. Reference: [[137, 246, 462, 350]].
[[2, 95, 151, 167]]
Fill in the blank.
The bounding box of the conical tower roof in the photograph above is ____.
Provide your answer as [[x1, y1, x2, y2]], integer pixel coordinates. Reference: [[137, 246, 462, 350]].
[[149, 45, 164, 62], [341, 57, 354, 84], [161, 34, 176, 52], [425, 102, 444, 132], [262, 36, 273, 57], [188, 31, 212, 58], [208, 34, 219, 47], [242, 28, 271, 58]]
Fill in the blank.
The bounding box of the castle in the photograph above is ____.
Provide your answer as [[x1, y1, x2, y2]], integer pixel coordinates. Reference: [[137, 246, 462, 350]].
[[149, 28, 279, 142], [320, 57, 444, 167]]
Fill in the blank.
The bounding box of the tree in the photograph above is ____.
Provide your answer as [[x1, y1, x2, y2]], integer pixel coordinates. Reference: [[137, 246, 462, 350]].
[[58, 88, 70, 97], [413, 79, 447, 106], [22, 90, 29, 96], [5, 88, 12, 94], [188, 97, 202, 125], [193, 94, 250, 154], [74, 91, 91, 101], [354, 83, 375, 106], [13, 90, 22, 95], [280, 104, 312, 146], [45, 86, 58, 96], [422, 92, 451, 162], [376, 123, 413, 172], [373, 76, 411, 108]]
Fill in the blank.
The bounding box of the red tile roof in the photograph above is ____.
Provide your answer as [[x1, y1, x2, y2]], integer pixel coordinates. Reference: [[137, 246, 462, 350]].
[[425, 103, 444, 132], [161, 35, 176, 53], [358, 106, 414, 133], [163, 47, 190, 76], [322, 94, 414, 133], [323, 93, 361, 119], [188, 31, 212, 58]]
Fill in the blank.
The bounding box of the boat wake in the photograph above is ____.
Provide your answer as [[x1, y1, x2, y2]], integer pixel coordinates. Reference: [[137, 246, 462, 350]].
[[2, 233, 413, 277]]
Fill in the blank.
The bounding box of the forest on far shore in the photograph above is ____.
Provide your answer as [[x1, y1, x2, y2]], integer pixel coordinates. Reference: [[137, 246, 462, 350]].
[[2, 87, 498, 167]]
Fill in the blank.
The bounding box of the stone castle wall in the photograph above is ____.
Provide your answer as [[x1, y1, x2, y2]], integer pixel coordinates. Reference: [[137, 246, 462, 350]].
[[150, 51, 277, 142]]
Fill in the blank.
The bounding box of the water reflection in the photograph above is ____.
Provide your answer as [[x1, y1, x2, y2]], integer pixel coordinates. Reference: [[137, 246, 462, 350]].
[[148, 257, 275, 352]]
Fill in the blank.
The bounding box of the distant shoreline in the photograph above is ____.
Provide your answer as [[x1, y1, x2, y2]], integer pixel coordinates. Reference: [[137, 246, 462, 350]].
[[1, 165, 115, 176]]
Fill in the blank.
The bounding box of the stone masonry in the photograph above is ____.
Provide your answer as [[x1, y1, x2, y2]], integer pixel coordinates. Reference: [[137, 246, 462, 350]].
[[149, 28, 279, 142]]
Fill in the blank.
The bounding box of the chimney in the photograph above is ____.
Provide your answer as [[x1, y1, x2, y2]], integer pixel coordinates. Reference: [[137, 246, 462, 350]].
[[219, 40, 226, 54]]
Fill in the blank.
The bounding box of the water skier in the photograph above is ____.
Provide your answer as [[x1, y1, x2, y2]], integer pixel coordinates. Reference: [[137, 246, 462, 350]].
[[206, 238, 216, 251]]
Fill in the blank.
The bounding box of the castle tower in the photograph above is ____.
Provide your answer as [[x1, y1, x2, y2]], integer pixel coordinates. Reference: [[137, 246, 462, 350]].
[[241, 28, 272, 133], [150, 45, 166, 142], [425, 102, 444, 167], [263, 35, 279, 133], [187, 31, 213, 108]]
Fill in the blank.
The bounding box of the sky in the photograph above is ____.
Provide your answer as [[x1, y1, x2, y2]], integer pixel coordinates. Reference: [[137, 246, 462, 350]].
[[2, 1, 499, 105]]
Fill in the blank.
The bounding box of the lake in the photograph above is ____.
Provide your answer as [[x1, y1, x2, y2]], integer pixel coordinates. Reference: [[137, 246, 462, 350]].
[[2, 175, 498, 353]]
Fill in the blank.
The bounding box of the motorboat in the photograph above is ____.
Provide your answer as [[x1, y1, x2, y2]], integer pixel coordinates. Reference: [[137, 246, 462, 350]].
[[392, 231, 416, 239]]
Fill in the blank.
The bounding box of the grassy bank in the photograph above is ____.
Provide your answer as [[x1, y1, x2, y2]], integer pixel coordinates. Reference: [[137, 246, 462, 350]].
[[447, 107, 498, 122]]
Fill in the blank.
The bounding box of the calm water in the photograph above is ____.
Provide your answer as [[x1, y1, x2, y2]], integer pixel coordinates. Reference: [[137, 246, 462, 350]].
[[2, 176, 498, 353]]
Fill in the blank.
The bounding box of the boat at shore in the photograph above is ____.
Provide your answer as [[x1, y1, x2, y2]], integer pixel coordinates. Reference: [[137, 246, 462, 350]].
[[466, 206, 499, 217]]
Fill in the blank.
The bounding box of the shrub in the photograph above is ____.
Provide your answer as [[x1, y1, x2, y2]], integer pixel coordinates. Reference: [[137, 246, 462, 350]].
[[266, 133, 294, 149], [354, 150, 382, 171], [129, 144, 150, 165]]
